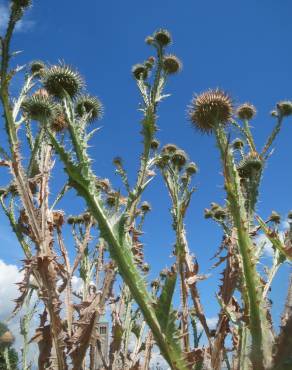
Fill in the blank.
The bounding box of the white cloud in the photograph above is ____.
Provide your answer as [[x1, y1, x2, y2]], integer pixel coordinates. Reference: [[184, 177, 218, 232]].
[[0, 260, 38, 365], [196, 316, 218, 332], [0, 259, 23, 321], [0, 2, 34, 34]]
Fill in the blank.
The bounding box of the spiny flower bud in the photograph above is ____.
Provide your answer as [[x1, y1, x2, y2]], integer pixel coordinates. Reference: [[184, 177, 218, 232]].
[[106, 194, 116, 207], [270, 211, 281, 224], [181, 173, 189, 185], [276, 101, 292, 117], [188, 89, 233, 134], [141, 201, 151, 213], [159, 268, 168, 279], [214, 208, 226, 220], [153, 29, 172, 47], [287, 211, 292, 221], [270, 110, 278, 118], [150, 139, 160, 150], [232, 138, 244, 150], [236, 103, 256, 120], [151, 279, 160, 289], [30, 60, 45, 76], [144, 57, 155, 69], [171, 149, 188, 169], [75, 95, 103, 123], [43, 64, 84, 98], [145, 36, 154, 45], [95, 178, 111, 192], [156, 154, 170, 169], [132, 64, 148, 80], [161, 143, 178, 154], [67, 216, 75, 225], [204, 208, 213, 219], [142, 263, 150, 273], [145, 57, 155, 70], [22, 94, 55, 121], [113, 156, 123, 167], [12, 0, 31, 8], [210, 202, 220, 211], [163, 55, 182, 74], [186, 162, 198, 176], [237, 154, 262, 178]]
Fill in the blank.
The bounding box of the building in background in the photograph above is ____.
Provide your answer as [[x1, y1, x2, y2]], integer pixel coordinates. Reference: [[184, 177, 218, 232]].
[[94, 322, 109, 369]]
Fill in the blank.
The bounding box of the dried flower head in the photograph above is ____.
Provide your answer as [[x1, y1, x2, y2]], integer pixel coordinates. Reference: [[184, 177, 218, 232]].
[[163, 55, 182, 74], [52, 211, 65, 228], [153, 29, 172, 47], [50, 104, 68, 132], [34, 88, 49, 98], [276, 101, 292, 117], [189, 89, 233, 134], [43, 64, 84, 98], [75, 95, 103, 123], [132, 64, 148, 80], [236, 103, 256, 120], [30, 60, 45, 76], [171, 149, 188, 169], [186, 162, 198, 176], [0, 331, 14, 345], [22, 94, 55, 121]]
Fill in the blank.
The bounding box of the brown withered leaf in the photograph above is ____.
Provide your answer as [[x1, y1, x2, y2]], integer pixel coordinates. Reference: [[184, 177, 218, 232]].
[[30, 310, 52, 370]]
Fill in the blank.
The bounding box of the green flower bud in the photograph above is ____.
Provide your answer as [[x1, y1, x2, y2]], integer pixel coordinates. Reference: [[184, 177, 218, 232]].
[[75, 95, 103, 123], [43, 64, 84, 98]]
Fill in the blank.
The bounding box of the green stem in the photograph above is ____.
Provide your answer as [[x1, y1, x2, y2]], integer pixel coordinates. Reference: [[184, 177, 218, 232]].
[[215, 124, 272, 370]]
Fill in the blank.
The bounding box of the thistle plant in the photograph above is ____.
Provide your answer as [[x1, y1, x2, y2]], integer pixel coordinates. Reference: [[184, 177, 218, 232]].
[[0, 1, 291, 370]]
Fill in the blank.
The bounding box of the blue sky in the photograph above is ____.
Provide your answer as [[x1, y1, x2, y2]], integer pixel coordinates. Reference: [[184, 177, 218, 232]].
[[0, 0, 292, 330]]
